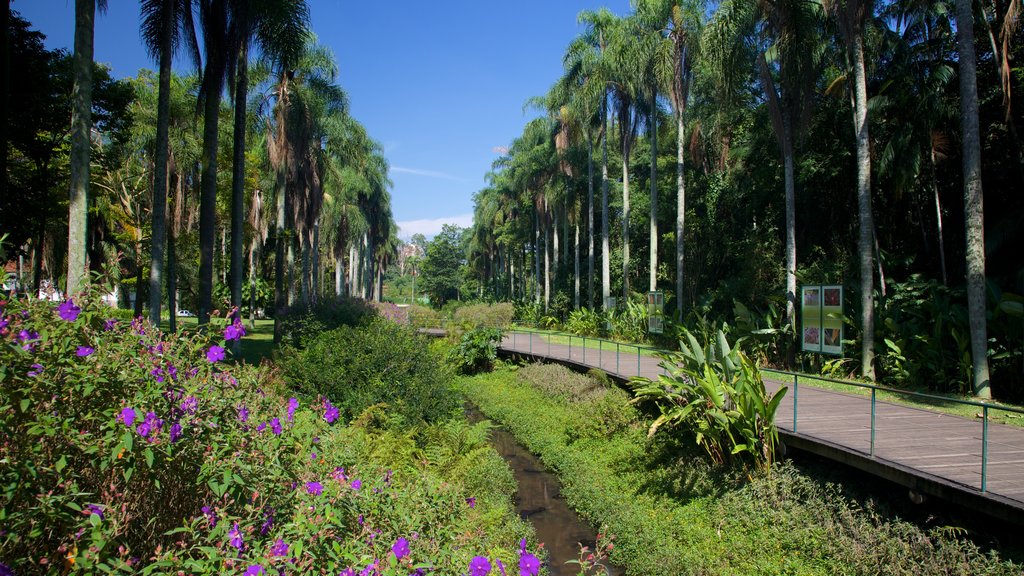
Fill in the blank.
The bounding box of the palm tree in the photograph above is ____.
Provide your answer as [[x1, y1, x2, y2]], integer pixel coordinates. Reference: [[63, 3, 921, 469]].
[[226, 0, 308, 328], [196, 0, 229, 325], [66, 0, 107, 296], [578, 8, 618, 310], [955, 0, 991, 398], [140, 0, 198, 325], [825, 0, 876, 379]]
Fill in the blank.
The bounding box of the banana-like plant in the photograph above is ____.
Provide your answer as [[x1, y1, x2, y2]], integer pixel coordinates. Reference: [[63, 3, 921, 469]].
[[629, 326, 787, 471]]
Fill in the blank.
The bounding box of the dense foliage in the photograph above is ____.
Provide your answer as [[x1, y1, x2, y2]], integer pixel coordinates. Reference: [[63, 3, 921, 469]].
[[0, 292, 542, 575], [281, 318, 460, 425], [447, 328, 504, 375], [459, 364, 1020, 575]]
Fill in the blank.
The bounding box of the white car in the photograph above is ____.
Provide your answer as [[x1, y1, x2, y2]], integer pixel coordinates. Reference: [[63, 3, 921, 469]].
[[177, 309, 195, 317]]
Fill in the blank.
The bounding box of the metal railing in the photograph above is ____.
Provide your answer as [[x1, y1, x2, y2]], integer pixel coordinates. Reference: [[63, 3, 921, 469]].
[[498, 327, 1024, 496]]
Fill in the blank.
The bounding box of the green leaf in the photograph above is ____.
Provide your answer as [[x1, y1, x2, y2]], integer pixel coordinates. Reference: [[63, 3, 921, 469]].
[[19, 398, 29, 412], [55, 455, 67, 474], [144, 448, 154, 468]]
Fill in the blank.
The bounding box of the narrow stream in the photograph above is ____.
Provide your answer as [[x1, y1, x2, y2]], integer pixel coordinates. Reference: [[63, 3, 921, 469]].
[[466, 406, 624, 576]]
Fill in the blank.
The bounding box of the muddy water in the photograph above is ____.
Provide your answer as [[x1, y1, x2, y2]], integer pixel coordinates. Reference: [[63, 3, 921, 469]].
[[466, 406, 624, 576]]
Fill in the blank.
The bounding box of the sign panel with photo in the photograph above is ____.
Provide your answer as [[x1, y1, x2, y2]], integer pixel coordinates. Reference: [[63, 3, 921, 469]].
[[647, 291, 664, 334], [801, 285, 843, 355]]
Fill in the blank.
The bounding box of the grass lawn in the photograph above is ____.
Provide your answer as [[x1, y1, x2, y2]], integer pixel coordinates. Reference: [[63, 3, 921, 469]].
[[158, 316, 277, 365]]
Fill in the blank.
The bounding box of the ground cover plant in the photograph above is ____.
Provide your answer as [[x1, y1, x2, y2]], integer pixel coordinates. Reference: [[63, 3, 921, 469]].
[[457, 362, 1020, 576], [0, 292, 544, 575]]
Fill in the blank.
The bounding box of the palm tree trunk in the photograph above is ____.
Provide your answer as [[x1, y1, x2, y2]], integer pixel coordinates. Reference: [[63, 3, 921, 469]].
[[67, 0, 95, 296], [198, 81, 223, 325], [574, 220, 580, 309], [601, 99, 611, 310], [852, 29, 875, 381], [534, 213, 541, 304], [622, 150, 631, 300], [675, 110, 686, 318], [149, 0, 173, 324], [273, 170, 286, 344], [230, 50, 248, 327], [544, 204, 551, 311], [587, 132, 595, 309], [648, 101, 658, 293], [312, 221, 320, 303], [956, 0, 991, 399], [782, 110, 797, 330], [167, 216, 177, 332], [930, 150, 948, 285], [248, 241, 257, 327], [335, 254, 343, 297], [301, 231, 311, 305]]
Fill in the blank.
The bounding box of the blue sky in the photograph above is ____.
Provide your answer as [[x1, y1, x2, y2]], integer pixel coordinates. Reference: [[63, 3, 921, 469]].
[[14, 0, 628, 239]]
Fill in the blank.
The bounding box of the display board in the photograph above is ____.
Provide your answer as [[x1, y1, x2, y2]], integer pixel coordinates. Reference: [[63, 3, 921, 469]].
[[801, 285, 843, 355], [647, 291, 664, 334]]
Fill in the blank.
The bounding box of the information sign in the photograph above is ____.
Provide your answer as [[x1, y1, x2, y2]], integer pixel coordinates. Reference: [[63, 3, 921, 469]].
[[801, 285, 843, 355]]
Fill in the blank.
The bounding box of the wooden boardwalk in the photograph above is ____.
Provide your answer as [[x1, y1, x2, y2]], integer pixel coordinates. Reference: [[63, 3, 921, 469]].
[[499, 331, 1024, 523]]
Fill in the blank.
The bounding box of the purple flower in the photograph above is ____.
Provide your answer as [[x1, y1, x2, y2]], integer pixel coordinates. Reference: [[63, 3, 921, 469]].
[[469, 556, 491, 576], [256, 422, 267, 433], [201, 505, 217, 527], [324, 400, 339, 424], [519, 553, 540, 576], [270, 417, 282, 436], [237, 404, 249, 423], [0, 562, 12, 576], [87, 504, 104, 519], [136, 421, 151, 438], [18, 329, 39, 351], [391, 537, 410, 560], [57, 299, 81, 322], [120, 407, 137, 427], [466, 497, 476, 509], [496, 559, 507, 576], [75, 346, 95, 357], [287, 397, 299, 422], [306, 481, 324, 496], [151, 367, 166, 383], [260, 509, 274, 535], [228, 522, 244, 550], [224, 320, 246, 341], [28, 363, 43, 377], [244, 566, 264, 576], [271, 538, 289, 557], [339, 569, 356, 576], [206, 345, 225, 363], [169, 422, 182, 443], [103, 319, 118, 331], [359, 561, 379, 576], [350, 479, 362, 490], [180, 396, 198, 414]]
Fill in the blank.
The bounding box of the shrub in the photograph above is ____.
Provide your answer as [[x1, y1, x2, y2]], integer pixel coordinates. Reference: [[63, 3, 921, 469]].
[[280, 296, 377, 348], [369, 300, 409, 325], [609, 295, 649, 343], [0, 291, 538, 575], [518, 363, 608, 403], [408, 304, 443, 329], [453, 302, 515, 330], [447, 327, 503, 375], [564, 307, 606, 337], [281, 318, 459, 424], [513, 300, 544, 327]]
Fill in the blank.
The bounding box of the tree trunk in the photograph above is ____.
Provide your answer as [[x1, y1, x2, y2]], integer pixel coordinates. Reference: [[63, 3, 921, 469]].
[[574, 221, 580, 309], [249, 242, 257, 327], [133, 243, 145, 317], [198, 77, 223, 325], [148, 0, 173, 324], [622, 151, 631, 300], [168, 174, 179, 333], [601, 98, 611, 310], [335, 255, 343, 297], [67, 0, 95, 296], [930, 150, 948, 285], [273, 169, 286, 344], [649, 99, 658, 293], [544, 204, 550, 311], [230, 49, 248, 330], [782, 111, 797, 330], [852, 29, 876, 381], [587, 132, 595, 309], [1, 0, 10, 209], [675, 110, 686, 318], [534, 213, 541, 304], [956, 0, 992, 399]]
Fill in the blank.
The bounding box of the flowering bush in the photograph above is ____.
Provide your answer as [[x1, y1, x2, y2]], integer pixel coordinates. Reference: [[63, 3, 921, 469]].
[[0, 290, 539, 574], [280, 297, 378, 348]]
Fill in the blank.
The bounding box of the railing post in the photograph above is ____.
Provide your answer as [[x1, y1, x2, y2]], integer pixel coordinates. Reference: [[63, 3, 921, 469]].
[[870, 388, 877, 457], [792, 373, 799, 433], [513, 331, 516, 350], [568, 334, 572, 361], [637, 347, 641, 376], [548, 332, 551, 357], [982, 404, 989, 493], [582, 337, 586, 364], [529, 331, 532, 355], [616, 342, 620, 374]]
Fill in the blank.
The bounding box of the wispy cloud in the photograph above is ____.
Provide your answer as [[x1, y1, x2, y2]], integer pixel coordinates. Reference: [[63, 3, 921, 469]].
[[390, 166, 467, 182], [396, 214, 474, 239]]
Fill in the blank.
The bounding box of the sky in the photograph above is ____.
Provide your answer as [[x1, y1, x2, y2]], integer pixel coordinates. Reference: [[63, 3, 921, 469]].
[[13, 0, 629, 239]]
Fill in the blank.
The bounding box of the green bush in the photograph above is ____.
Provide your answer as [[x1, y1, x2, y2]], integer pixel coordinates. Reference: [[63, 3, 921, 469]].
[[518, 362, 608, 403], [0, 291, 539, 574], [282, 318, 459, 424], [447, 327, 503, 375], [408, 304, 443, 329], [280, 296, 377, 348], [564, 307, 607, 337], [453, 302, 515, 330]]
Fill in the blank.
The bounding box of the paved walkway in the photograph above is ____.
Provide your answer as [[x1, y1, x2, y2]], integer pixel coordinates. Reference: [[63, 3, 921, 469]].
[[499, 331, 1024, 522]]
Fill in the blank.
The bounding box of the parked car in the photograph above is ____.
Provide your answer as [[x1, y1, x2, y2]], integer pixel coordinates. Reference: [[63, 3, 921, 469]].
[[177, 309, 195, 317]]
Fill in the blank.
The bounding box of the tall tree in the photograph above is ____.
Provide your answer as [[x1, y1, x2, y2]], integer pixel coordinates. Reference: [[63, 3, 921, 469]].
[[66, 0, 106, 295], [140, 0, 198, 324], [955, 0, 991, 398]]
